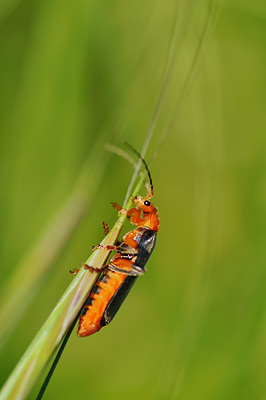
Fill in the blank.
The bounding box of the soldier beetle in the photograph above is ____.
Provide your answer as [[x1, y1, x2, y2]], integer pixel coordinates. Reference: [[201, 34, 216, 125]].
[[77, 146, 160, 337]]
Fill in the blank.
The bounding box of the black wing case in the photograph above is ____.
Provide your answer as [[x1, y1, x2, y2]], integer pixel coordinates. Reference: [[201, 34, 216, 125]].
[[101, 230, 157, 326]]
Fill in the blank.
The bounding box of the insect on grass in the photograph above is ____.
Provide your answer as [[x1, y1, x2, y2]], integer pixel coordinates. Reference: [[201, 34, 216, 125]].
[[72, 143, 160, 337], [35, 144, 159, 399]]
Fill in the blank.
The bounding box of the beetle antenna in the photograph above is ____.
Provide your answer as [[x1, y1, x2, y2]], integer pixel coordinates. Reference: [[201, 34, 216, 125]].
[[123, 142, 154, 198]]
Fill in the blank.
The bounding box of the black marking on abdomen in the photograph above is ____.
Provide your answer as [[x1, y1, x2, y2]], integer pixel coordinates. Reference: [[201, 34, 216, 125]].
[[81, 297, 94, 315]]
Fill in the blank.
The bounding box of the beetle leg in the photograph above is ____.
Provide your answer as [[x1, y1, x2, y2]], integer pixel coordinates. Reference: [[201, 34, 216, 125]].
[[109, 257, 146, 276], [70, 268, 80, 275], [103, 221, 109, 236], [84, 264, 108, 272], [111, 202, 127, 216], [93, 244, 118, 251]]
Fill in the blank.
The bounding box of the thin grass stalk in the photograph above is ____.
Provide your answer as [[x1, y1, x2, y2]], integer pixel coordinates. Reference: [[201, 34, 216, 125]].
[[0, 176, 143, 400]]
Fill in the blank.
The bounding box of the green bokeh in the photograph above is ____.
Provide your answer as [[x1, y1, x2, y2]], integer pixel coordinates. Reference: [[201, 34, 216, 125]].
[[1, 0, 266, 399]]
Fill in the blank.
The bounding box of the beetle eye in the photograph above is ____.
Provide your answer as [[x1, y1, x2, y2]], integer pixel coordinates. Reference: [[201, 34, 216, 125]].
[[144, 200, 150, 206]]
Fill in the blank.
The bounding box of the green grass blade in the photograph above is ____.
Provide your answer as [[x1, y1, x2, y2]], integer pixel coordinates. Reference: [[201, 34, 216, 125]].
[[0, 212, 127, 400], [0, 174, 143, 400]]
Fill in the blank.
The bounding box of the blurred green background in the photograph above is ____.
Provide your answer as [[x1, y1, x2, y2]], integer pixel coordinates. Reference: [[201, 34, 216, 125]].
[[1, 0, 266, 399]]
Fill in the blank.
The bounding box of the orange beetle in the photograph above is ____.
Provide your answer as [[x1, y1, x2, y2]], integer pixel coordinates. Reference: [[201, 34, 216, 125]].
[[78, 147, 160, 337]]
